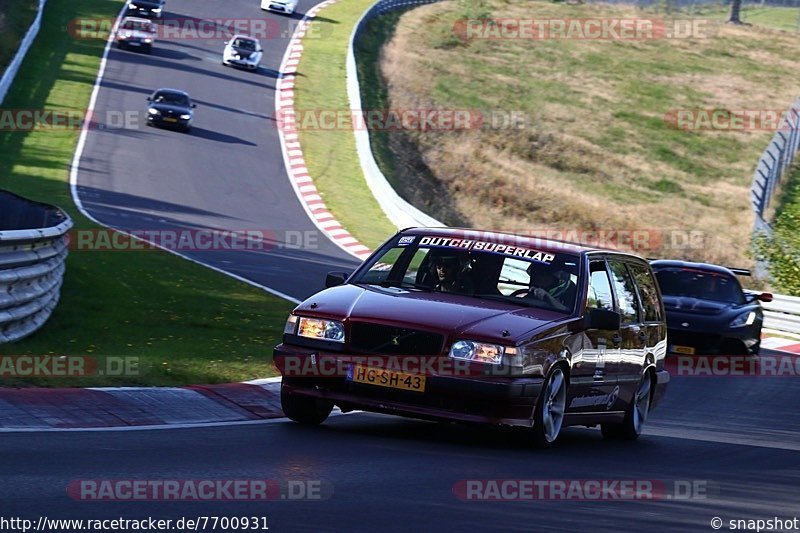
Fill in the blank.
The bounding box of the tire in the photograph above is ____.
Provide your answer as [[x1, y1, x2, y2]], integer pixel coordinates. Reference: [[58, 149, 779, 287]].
[[532, 366, 567, 448], [601, 372, 652, 440], [144, 45, 152, 54], [281, 385, 333, 425], [182, 125, 191, 134]]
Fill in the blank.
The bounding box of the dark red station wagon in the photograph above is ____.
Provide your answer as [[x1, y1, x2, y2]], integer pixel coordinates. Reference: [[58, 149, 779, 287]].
[[274, 228, 670, 447]]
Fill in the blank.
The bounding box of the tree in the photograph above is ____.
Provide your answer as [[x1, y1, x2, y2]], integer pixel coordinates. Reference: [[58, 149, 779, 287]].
[[728, 0, 743, 24]]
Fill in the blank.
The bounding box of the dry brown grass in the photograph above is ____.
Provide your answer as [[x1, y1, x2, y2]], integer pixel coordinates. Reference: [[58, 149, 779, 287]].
[[376, 0, 800, 270]]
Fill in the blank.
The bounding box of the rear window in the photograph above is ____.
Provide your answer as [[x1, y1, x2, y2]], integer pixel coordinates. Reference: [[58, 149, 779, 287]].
[[653, 267, 744, 304]]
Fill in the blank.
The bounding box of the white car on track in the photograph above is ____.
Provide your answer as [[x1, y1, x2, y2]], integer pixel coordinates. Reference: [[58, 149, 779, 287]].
[[261, 0, 298, 15], [222, 35, 263, 71]]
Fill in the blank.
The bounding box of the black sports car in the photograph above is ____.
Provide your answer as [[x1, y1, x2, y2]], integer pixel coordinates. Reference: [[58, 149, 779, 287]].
[[146, 89, 195, 132], [650, 260, 772, 355], [125, 0, 164, 19]]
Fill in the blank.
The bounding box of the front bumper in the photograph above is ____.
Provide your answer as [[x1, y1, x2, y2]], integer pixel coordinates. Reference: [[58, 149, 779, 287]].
[[147, 115, 191, 129], [274, 344, 544, 427], [666, 326, 760, 355], [223, 56, 259, 69]]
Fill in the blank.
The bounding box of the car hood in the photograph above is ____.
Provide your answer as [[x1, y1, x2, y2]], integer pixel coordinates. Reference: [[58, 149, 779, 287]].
[[150, 103, 191, 114], [294, 284, 566, 343], [229, 47, 257, 59], [662, 295, 734, 316]]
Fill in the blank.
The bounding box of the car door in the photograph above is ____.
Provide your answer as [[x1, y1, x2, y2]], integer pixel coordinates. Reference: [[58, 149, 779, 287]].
[[627, 259, 666, 376], [568, 257, 620, 413], [606, 258, 647, 409]]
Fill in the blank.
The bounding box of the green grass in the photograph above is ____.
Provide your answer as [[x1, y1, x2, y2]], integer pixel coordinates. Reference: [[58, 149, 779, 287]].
[[0, 0, 294, 386], [691, 4, 800, 33], [0, 0, 38, 73], [756, 163, 800, 296], [294, 0, 398, 250]]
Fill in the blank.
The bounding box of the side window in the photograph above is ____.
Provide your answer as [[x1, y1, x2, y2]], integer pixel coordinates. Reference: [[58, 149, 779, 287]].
[[607, 260, 641, 324], [587, 261, 614, 311], [628, 262, 663, 322]]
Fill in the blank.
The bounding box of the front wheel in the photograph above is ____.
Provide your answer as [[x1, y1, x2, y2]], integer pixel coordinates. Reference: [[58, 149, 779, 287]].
[[281, 385, 333, 425], [602, 372, 651, 440], [532, 366, 567, 448]]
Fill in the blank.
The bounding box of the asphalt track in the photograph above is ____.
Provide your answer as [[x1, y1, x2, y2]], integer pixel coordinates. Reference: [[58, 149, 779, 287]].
[[1, 348, 798, 532], [72, 0, 359, 301]]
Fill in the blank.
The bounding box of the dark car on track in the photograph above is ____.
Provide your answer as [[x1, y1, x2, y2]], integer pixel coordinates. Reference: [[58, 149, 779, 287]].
[[146, 89, 195, 132], [274, 228, 670, 447], [125, 0, 164, 19], [650, 260, 772, 356]]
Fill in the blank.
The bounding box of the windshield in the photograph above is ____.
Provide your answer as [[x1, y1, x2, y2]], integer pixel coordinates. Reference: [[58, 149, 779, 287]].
[[152, 92, 190, 106], [353, 235, 580, 314], [122, 20, 154, 32], [233, 38, 257, 51], [654, 267, 744, 304]]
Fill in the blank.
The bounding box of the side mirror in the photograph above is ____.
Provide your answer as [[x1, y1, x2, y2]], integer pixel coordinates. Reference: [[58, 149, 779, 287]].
[[325, 271, 349, 288], [758, 292, 773, 303], [146, 96, 151, 101], [586, 308, 621, 330], [191, 103, 197, 108]]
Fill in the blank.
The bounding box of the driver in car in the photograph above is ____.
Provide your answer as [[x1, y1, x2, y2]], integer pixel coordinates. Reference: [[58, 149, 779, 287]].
[[431, 254, 473, 295], [524, 264, 575, 312]]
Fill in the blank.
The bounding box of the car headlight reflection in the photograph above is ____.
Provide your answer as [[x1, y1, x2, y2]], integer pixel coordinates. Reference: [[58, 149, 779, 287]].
[[730, 310, 756, 328], [180, 113, 191, 120], [147, 108, 160, 115], [297, 317, 345, 343], [449, 340, 505, 365]]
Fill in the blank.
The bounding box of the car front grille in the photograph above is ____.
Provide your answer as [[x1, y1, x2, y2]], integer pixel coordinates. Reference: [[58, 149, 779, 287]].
[[349, 322, 444, 356]]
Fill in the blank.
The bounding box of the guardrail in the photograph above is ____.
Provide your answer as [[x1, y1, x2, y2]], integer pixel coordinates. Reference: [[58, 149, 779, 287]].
[[762, 293, 800, 336], [0, 190, 72, 343], [750, 98, 800, 232], [0, 0, 47, 105], [347, 0, 444, 229]]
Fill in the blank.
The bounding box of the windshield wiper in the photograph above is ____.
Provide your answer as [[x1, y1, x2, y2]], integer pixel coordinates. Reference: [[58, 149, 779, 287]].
[[376, 280, 433, 291]]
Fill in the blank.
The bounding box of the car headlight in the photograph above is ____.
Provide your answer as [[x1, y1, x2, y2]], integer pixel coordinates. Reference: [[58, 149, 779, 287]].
[[147, 108, 160, 115], [297, 317, 345, 343], [449, 340, 505, 365], [117, 34, 127, 39], [143, 38, 152, 43], [180, 113, 191, 120], [128, 3, 138, 8], [152, 7, 162, 12], [730, 310, 756, 328]]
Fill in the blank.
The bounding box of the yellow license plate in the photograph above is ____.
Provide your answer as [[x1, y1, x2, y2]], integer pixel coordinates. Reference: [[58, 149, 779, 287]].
[[672, 345, 696, 355], [350, 365, 425, 392], [163, 118, 177, 123]]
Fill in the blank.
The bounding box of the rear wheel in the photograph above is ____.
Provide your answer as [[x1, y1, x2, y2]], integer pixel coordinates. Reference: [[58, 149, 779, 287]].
[[532, 366, 567, 448], [281, 385, 333, 425], [602, 372, 651, 440]]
